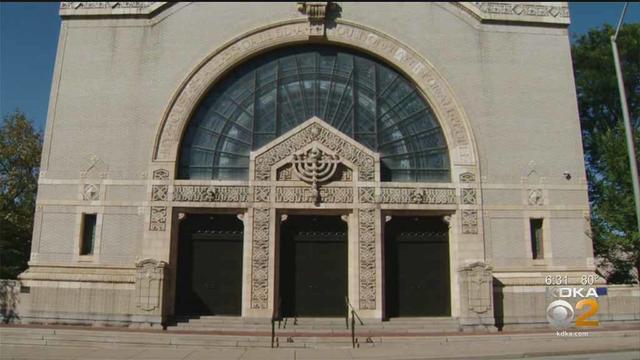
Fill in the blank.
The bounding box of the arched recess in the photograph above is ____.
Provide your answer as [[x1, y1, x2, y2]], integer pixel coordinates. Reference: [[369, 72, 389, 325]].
[[152, 19, 479, 181]]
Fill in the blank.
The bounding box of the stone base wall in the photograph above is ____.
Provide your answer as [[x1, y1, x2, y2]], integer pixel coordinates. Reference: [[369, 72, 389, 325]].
[[6, 262, 167, 327], [494, 281, 640, 330]]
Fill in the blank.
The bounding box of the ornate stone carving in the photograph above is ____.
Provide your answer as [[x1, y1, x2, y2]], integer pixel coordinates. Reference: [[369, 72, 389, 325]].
[[292, 145, 341, 204], [358, 209, 376, 310], [251, 208, 270, 309], [151, 185, 168, 201], [254, 122, 375, 182], [173, 185, 249, 202], [461, 210, 478, 234], [528, 188, 543, 206], [297, 2, 337, 37], [82, 184, 99, 201], [80, 154, 108, 179], [276, 187, 352, 203], [358, 187, 375, 203], [461, 188, 476, 205], [134, 258, 167, 312], [379, 188, 457, 204], [459, 172, 476, 183], [152, 169, 169, 180], [277, 164, 293, 181], [149, 206, 167, 231], [443, 215, 453, 228], [254, 186, 270, 202], [459, 262, 493, 314], [583, 211, 592, 239]]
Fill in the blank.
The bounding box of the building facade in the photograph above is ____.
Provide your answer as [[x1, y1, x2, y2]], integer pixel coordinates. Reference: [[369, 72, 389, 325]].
[[16, 2, 630, 330]]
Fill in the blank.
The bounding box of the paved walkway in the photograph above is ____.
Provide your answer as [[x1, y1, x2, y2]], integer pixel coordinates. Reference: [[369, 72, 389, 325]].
[[1, 327, 638, 359]]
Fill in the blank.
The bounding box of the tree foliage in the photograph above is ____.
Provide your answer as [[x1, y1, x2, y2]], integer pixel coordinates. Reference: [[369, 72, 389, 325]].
[[0, 110, 42, 279], [572, 23, 640, 283]]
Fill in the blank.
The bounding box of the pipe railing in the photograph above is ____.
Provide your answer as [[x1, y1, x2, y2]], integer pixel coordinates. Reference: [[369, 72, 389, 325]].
[[345, 296, 364, 348]]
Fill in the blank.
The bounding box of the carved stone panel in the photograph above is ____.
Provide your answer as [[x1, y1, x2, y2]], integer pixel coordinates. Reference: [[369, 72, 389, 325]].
[[459, 172, 476, 183], [459, 262, 493, 315], [251, 208, 271, 309], [135, 258, 167, 312], [152, 169, 170, 180], [528, 189, 543, 206], [358, 209, 377, 310], [461, 210, 478, 234], [82, 184, 100, 201], [149, 206, 167, 231], [461, 188, 476, 205], [254, 186, 270, 202], [151, 185, 168, 201], [358, 187, 375, 203]]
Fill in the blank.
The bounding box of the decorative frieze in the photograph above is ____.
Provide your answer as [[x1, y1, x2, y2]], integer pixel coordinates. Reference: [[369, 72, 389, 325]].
[[461, 210, 478, 234], [251, 208, 271, 309], [276, 186, 353, 204], [173, 185, 249, 202], [149, 206, 167, 231], [358, 209, 377, 310], [151, 185, 168, 201], [134, 258, 167, 312], [379, 188, 457, 204]]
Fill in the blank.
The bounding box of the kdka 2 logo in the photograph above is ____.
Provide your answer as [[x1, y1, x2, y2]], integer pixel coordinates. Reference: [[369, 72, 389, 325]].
[[546, 287, 603, 328]]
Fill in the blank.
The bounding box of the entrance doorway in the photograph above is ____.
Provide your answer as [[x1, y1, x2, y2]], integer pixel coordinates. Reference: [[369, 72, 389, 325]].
[[175, 214, 243, 316], [279, 215, 348, 317], [384, 216, 450, 317]]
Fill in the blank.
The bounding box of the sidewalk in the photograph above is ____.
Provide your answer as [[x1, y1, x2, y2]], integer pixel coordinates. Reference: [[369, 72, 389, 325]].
[[1, 326, 639, 359]]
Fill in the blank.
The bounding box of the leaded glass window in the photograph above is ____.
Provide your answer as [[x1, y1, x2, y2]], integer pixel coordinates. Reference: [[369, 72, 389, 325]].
[[179, 45, 450, 182]]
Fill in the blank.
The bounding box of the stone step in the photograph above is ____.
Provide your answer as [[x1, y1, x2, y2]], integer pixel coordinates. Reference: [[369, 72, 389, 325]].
[[171, 316, 461, 333], [0, 329, 376, 349]]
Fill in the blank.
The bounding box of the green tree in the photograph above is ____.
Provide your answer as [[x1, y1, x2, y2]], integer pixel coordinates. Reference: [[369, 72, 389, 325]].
[[0, 110, 42, 279], [572, 23, 640, 283]]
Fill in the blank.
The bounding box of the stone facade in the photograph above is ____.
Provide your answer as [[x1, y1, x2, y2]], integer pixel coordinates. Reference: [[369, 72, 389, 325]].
[[11, 2, 637, 330]]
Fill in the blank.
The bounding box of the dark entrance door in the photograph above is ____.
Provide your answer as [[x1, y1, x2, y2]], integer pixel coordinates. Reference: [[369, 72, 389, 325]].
[[384, 216, 450, 317], [175, 214, 243, 316], [279, 215, 347, 317]]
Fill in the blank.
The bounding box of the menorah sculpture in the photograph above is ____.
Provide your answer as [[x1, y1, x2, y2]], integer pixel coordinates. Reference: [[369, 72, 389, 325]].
[[292, 145, 341, 204]]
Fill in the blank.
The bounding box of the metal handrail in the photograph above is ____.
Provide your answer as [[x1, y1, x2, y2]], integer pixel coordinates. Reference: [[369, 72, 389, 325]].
[[345, 296, 364, 348]]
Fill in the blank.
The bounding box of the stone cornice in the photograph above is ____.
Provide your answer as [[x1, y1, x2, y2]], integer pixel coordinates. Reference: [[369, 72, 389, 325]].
[[458, 2, 570, 26], [59, 2, 570, 26], [59, 2, 168, 17]]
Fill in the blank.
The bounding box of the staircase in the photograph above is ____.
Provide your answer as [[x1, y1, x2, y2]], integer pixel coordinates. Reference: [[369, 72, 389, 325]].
[[167, 316, 462, 348]]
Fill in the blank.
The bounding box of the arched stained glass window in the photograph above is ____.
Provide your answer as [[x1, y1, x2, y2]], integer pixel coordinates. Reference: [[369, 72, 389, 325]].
[[179, 45, 450, 182]]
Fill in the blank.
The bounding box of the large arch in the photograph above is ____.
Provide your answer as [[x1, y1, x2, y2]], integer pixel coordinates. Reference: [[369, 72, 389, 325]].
[[152, 19, 479, 179]]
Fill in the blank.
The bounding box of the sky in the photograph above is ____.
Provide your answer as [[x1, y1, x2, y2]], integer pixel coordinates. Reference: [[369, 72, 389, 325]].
[[1, 2, 639, 132]]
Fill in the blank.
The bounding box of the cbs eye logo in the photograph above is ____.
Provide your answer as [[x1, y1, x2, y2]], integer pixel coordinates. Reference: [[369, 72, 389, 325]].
[[546, 299, 599, 328]]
